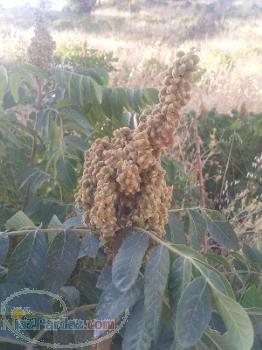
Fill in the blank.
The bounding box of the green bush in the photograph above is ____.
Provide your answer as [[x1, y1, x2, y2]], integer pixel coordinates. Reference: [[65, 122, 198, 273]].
[[68, 0, 98, 13]]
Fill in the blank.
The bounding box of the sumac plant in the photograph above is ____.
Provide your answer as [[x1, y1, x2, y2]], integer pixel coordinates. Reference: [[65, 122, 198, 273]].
[[0, 13, 158, 226], [0, 49, 261, 350]]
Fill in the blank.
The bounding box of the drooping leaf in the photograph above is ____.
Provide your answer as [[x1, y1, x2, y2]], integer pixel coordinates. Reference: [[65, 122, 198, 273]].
[[53, 68, 103, 107], [19, 167, 51, 193], [110, 87, 128, 120], [7, 230, 48, 287], [170, 257, 192, 314], [212, 290, 254, 350], [122, 300, 152, 350], [5, 211, 35, 231], [176, 277, 212, 348], [0, 232, 9, 264], [188, 209, 206, 250], [95, 279, 143, 337], [144, 245, 170, 340], [203, 213, 239, 250], [166, 213, 186, 244], [78, 232, 100, 259], [112, 229, 148, 292], [42, 230, 79, 292], [61, 109, 92, 137]]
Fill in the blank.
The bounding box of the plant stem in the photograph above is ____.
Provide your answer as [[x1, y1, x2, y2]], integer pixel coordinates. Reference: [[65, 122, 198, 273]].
[[6, 228, 91, 237], [193, 117, 208, 252]]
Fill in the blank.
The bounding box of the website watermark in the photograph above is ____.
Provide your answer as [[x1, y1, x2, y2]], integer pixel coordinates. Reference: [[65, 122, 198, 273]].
[[1, 288, 129, 349]]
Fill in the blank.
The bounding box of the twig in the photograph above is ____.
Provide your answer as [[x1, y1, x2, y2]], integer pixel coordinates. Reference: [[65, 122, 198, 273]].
[[220, 135, 234, 199], [6, 228, 91, 237], [169, 206, 200, 213], [193, 117, 208, 252]]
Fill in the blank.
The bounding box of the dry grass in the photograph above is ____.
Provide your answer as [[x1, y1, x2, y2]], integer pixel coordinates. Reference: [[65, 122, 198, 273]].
[[0, 1, 262, 113]]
